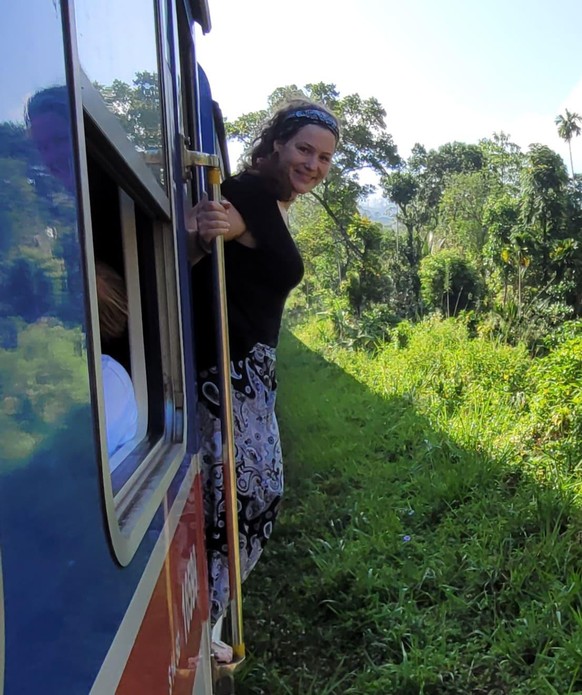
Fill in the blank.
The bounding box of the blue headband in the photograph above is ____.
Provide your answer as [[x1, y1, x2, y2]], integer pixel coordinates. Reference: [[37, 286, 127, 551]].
[[282, 108, 340, 140]]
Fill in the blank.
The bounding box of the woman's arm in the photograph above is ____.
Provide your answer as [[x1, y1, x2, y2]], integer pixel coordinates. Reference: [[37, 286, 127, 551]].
[[186, 195, 252, 265]]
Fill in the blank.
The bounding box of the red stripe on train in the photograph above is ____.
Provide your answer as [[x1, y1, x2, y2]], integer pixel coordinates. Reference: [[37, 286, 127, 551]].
[[117, 474, 210, 695]]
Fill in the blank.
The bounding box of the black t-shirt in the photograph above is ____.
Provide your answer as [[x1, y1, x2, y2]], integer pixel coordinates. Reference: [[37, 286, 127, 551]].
[[191, 171, 304, 373]]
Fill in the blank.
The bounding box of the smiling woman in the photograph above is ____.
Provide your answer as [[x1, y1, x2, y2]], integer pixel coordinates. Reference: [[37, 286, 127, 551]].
[[188, 99, 340, 652], [273, 122, 335, 197]]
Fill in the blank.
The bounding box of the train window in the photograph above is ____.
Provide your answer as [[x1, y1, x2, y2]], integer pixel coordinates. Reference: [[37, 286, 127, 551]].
[[83, 132, 187, 562], [86, 151, 163, 472], [73, 5, 188, 565], [74, 0, 167, 191]]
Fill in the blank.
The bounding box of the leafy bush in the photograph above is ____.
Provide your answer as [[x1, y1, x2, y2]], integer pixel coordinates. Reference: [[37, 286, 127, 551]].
[[389, 319, 413, 349], [420, 250, 483, 316], [527, 335, 582, 467], [542, 318, 582, 350], [478, 296, 574, 354], [350, 304, 398, 350]]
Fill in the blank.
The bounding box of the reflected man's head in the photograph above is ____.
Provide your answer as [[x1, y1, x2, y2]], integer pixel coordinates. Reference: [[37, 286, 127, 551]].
[[26, 86, 75, 191]]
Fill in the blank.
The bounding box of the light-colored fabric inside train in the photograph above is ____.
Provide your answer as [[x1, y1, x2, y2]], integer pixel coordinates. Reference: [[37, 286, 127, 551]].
[[101, 354, 138, 459]]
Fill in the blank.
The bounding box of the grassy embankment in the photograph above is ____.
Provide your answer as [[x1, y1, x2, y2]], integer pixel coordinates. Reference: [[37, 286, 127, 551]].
[[237, 316, 582, 694]]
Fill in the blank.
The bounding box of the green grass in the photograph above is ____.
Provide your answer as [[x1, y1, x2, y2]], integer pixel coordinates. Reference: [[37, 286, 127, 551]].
[[236, 317, 582, 694]]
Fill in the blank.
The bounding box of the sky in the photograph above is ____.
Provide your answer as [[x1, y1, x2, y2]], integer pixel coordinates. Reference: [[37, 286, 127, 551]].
[[195, 0, 582, 181], [1, 1, 159, 123], [4, 1, 582, 186]]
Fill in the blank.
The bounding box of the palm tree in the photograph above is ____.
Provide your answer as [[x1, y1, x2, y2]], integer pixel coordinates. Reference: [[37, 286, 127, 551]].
[[555, 108, 582, 177]]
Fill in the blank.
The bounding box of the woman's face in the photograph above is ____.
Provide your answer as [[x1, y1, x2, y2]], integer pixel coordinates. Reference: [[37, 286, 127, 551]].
[[274, 124, 336, 197]]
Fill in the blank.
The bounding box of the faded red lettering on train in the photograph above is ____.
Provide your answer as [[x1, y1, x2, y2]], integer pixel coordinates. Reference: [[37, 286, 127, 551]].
[[117, 476, 209, 694]]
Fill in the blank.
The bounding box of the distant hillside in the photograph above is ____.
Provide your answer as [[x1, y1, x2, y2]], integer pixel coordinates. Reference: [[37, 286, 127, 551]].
[[358, 194, 397, 226]]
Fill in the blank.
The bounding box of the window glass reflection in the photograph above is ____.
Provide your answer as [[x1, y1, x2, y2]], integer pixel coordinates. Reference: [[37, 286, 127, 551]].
[[27, 86, 76, 193], [0, 5, 89, 470], [75, 0, 166, 189]]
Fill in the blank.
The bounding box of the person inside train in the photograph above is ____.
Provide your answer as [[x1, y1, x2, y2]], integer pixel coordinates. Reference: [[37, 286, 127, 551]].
[[187, 99, 340, 660], [96, 261, 138, 458]]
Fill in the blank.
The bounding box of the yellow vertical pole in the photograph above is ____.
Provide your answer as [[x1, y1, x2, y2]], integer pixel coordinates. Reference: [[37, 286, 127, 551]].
[[207, 163, 245, 661]]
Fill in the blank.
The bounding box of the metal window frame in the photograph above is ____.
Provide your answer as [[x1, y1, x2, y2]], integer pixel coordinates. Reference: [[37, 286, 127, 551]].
[[65, 0, 189, 566]]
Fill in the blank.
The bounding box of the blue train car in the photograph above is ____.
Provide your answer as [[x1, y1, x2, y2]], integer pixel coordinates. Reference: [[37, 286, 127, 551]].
[[0, 1, 238, 692]]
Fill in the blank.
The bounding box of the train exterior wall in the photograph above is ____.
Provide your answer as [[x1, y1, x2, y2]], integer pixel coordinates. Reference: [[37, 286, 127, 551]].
[[0, 3, 213, 693]]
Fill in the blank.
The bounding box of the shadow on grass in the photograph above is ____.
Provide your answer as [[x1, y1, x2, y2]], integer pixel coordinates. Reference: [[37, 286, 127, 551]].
[[236, 330, 582, 695]]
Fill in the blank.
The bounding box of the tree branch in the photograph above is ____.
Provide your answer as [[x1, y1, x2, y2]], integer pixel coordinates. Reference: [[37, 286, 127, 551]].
[[309, 190, 364, 261]]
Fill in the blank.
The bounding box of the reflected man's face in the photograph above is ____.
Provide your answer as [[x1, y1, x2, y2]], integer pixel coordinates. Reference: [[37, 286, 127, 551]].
[[30, 111, 74, 191]]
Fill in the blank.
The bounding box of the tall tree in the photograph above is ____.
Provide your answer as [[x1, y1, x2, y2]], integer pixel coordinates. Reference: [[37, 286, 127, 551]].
[[435, 170, 491, 264], [382, 141, 485, 308], [520, 144, 569, 284], [95, 71, 162, 152], [381, 171, 420, 267], [482, 193, 521, 305], [479, 132, 524, 193], [555, 109, 581, 177]]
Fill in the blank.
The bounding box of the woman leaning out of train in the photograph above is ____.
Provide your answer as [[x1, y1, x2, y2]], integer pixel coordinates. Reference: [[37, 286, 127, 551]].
[[186, 99, 340, 661]]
